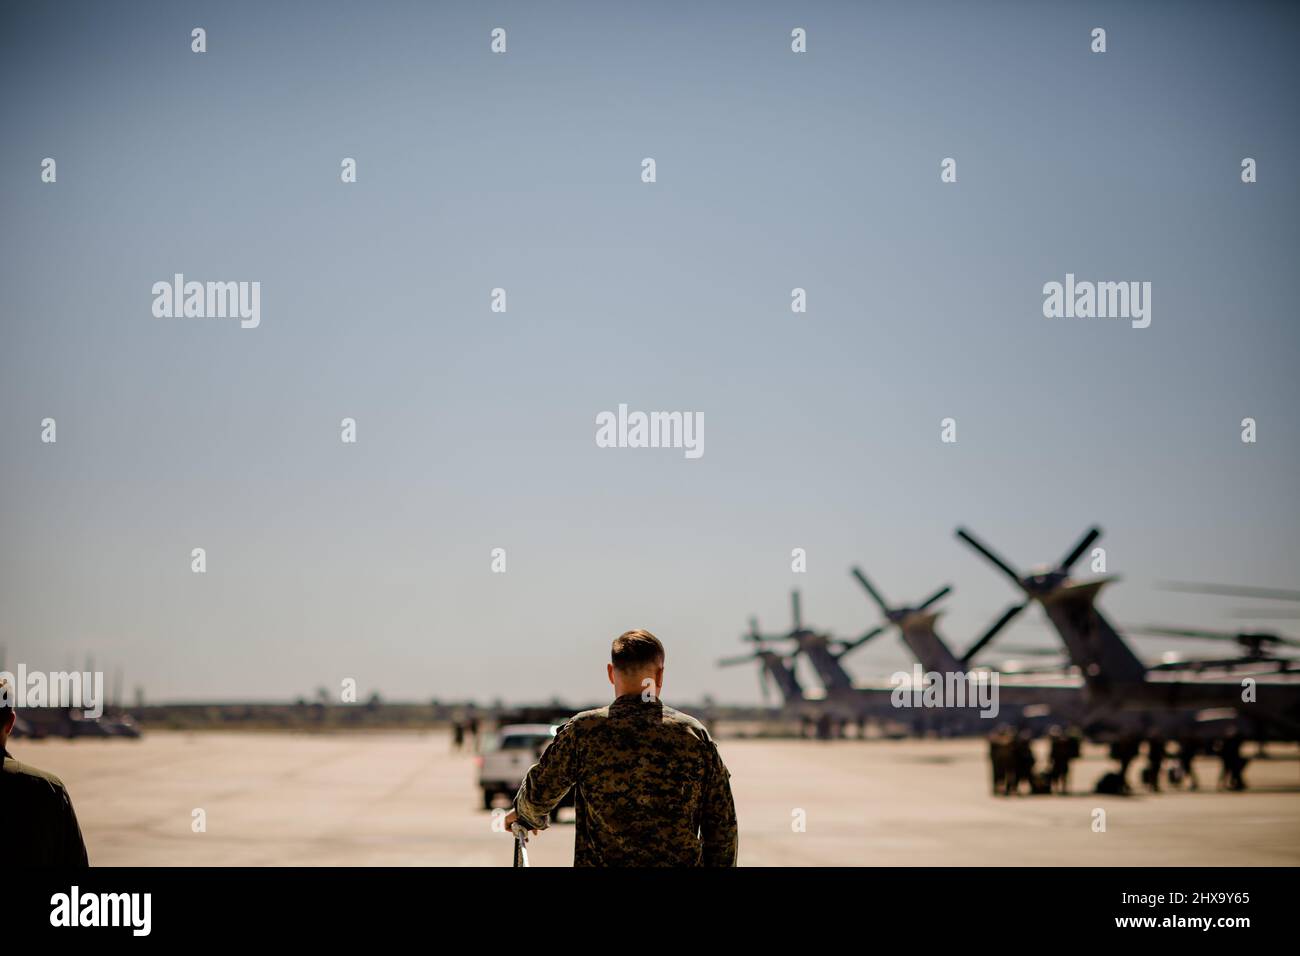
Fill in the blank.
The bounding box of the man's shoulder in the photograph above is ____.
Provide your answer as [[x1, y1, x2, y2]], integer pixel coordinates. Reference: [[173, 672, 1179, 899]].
[[560, 706, 612, 730], [2, 752, 72, 796], [661, 705, 713, 741]]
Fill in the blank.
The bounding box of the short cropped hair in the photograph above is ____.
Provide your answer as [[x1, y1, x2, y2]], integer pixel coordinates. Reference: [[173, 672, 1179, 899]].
[[0, 676, 13, 722], [611, 629, 665, 673]]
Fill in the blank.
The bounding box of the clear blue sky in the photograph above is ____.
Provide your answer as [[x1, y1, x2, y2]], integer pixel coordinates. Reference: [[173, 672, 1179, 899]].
[[2, 0, 1297, 704]]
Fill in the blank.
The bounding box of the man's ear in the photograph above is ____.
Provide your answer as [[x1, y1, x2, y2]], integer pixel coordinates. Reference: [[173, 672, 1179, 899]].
[[3, 709, 15, 735], [607, 663, 615, 685]]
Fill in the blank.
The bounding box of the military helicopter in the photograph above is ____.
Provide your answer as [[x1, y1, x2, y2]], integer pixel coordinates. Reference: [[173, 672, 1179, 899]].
[[724, 583, 1085, 736], [1125, 624, 1300, 671], [719, 593, 898, 731], [748, 591, 884, 696], [716, 629, 807, 711], [955, 526, 1300, 739], [847, 567, 1088, 722], [1142, 580, 1300, 662]]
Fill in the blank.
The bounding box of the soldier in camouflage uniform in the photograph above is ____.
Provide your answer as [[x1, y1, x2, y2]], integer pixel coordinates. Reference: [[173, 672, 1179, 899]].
[[1, 677, 89, 866], [504, 629, 738, 866]]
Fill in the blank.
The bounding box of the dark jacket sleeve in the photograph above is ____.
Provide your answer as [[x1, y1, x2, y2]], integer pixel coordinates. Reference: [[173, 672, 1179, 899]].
[[700, 742, 738, 866], [513, 720, 579, 831], [59, 784, 90, 867]]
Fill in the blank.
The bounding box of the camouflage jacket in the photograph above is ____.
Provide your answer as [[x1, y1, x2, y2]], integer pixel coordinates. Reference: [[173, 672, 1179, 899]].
[[1, 748, 89, 866], [513, 694, 737, 866]]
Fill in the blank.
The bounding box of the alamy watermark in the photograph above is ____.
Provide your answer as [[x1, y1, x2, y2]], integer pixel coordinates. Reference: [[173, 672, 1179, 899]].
[[1042, 273, 1151, 329], [595, 404, 704, 459], [889, 665, 1000, 719], [0, 666, 104, 718], [50, 886, 151, 936], [152, 273, 261, 329]]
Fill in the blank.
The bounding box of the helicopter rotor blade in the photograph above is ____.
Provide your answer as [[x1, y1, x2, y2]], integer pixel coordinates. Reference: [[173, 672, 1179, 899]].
[[1228, 607, 1300, 620], [850, 567, 891, 616], [718, 653, 760, 667], [1058, 527, 1102, 573], [745, 616, 779, 643], [1128, 625, 1300, 649], [961, 602, 1028, 664], [1159, 581, 1300, 603], [994, 644, 1066, 657], [955, 528, 1025, 591], [916, 585, 953, 612], [836, 625, 887, 657], [1127, 625, 1237, 641]]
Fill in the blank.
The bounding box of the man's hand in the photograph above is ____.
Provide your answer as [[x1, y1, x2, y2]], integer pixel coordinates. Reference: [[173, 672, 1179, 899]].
[[503, 809, 538, 835]]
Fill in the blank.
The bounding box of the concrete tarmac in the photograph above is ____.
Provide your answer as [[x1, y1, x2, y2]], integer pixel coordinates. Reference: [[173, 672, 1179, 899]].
[[15, 731, 1300, 866]]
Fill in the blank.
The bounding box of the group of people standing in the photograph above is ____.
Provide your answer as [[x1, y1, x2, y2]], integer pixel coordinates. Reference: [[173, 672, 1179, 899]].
[[990, 724, 1255, 795], [988, 725, 1082, 795], [1109, 728, 1250, 793]]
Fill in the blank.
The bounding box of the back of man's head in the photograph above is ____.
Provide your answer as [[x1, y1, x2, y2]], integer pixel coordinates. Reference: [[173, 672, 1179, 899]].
[[0, 676, 15, 745], [611, 629, 664, 676]]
